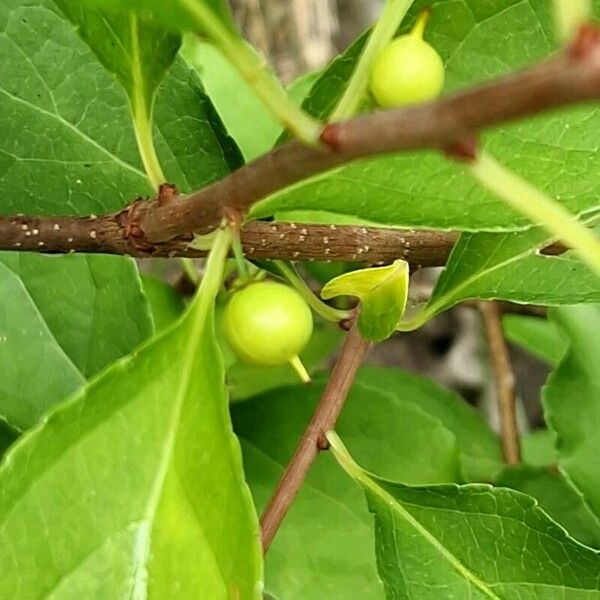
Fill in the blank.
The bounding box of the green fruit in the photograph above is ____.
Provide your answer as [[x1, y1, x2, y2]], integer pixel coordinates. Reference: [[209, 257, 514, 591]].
[[369, 11, 445, 108], [223, 280, 313, 379]]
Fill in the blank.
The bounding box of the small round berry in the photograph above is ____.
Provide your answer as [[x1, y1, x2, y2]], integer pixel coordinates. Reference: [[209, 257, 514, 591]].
[[222, 280, 313, 379], [369, 11, 445, 108]]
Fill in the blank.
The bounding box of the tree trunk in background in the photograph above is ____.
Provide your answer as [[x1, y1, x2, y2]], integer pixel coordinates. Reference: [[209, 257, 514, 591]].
[[231, 0, 343, 82], [335, 0, 382, 47]]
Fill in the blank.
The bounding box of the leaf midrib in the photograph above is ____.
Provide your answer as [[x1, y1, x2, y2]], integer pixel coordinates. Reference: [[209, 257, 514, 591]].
[[130, 290, 227, 594], [130, 231, 233, 595], [369, 484, 501, 599], [331, 441, 501, 599]]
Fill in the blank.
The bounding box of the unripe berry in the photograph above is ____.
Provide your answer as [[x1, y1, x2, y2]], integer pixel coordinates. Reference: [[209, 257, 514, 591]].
[[222, 280, 313, 381], [369, 11, 444, 108]]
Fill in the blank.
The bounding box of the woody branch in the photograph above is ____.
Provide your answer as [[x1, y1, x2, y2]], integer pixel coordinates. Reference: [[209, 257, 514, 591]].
[[0, 24, 598, 262]]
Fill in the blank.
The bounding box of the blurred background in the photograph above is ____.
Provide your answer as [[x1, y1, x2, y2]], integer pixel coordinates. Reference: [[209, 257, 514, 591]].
[[230, 0, 380, 83]]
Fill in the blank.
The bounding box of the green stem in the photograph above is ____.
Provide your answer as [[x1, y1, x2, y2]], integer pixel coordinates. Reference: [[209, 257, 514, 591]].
[[329, 0, 416, 121], [326, 431, 365, 480], [190, 226, 232, 310], [273, 260, 352, 323], [289, 355, 311, 384], [180, 0, 321, 145], [327, 429, 501, 598], [470, 151, 600, 278], [231, 230, 250, 281], [131, 105, 164, 192], [181, 258, 201, 286], [552, 0, 592, 43], [410, 7, 431, 39], [129, 14, 164, 192]]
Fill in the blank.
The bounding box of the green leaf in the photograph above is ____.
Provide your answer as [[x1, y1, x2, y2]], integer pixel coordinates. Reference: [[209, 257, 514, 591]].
[[86, 0, 236, 35], [358, 367, 503, 482], [0, 230, 263, 598], [521, 429, 558, 468], [182, 37, 280, 161], [410, 229, 600, 327], [153, 59, 243, 190], [329, 433, 600, 600], [544, 305, 600, 523], [53, 1, 181, 186], [232, 367, 499, 599], [141, 275, 185, 331], [181, 39, 317, 161], [292, 30, 367, 122], [54, 2, 180, 109], [497, 465, 600, 548], [84, 0, 321, 145], [0, 421, 18, 458], [321, 260, 409, 341], [0, 253, 152, 430], [0, 0, 241, 216], [252, 0, 600, 231], [503, 314, 568, 366]]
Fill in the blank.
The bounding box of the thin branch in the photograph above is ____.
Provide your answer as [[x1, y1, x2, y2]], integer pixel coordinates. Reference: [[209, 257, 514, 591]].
[[260, 320, 371, 552], [478, 301, 521, 465], [0, 26, 596, 258], [0, 215, 567, 266], [0, 215, 456, 264], [138, 25, 600, 241]]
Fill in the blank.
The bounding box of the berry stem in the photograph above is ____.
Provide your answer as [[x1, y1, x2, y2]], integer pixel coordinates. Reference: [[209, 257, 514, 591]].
[[329, 0, 416, 121], [180, 258, 201, 286], [231, 237, 250, 281], [289, 355, 311, 384], [410, 7, 432, 39], [226, 214, 250, 281], [273, 260, 352, 323]]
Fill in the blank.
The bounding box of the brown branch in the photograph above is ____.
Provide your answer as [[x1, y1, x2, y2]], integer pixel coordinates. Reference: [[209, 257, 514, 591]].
[[478, 301, 521, 465], [0, 26, 594, 260], [0, 215, 568, 266], [260, 320, 371, 552], [137, 25, 600, 242], [0, 216, 461, 265]]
